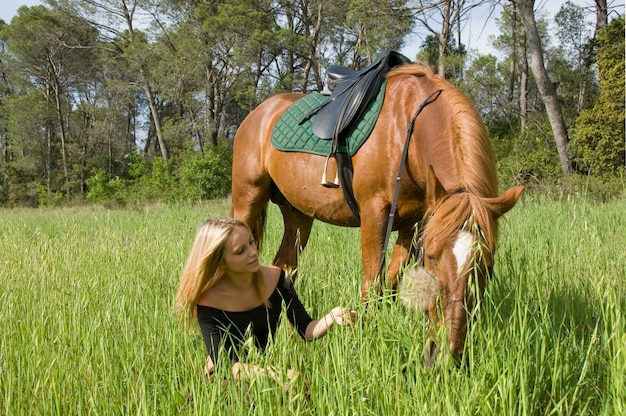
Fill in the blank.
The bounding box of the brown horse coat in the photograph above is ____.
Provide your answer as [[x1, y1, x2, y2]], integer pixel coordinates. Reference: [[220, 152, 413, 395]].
[[231, 62, 523, 365]]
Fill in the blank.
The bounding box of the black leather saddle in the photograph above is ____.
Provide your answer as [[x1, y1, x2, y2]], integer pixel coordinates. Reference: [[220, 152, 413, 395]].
[[303, 50, 412, 221], [311, 50, 412, 140]]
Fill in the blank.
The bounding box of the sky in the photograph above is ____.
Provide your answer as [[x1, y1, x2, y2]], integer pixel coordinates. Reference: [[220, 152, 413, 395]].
[[1, 0, 622, 58], [1, 0, 42, 23], [400, 0, 623, 58]]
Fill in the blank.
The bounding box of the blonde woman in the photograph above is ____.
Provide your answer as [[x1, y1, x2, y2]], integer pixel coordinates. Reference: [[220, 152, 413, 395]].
[[175, 217, 357, 380]]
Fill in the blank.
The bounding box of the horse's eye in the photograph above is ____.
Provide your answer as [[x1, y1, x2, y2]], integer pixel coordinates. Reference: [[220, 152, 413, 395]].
[[427, 255, 437, 266]]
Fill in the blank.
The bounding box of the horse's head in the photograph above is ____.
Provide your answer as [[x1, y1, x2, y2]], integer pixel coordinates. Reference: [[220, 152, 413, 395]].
[[401, 167, 524, 368]]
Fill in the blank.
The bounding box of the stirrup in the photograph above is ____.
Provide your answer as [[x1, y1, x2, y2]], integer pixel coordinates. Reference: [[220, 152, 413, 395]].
[[320, 154, 339, 188]]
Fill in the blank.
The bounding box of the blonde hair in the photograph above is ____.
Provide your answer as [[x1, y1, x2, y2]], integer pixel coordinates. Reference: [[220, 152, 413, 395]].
[[175, 217, 266, 324]]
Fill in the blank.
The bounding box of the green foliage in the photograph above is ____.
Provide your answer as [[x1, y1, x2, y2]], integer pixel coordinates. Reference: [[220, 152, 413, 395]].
[[85, 168, 109, 202], [461, 54, 510, 127], [571, 17, 625, 177], [560, 173, 625, 202], [84, 147, 232, 205], [85, 168, 127, 204], [37, 184, 64, 207], [175, 146, 232, 201], [417, 33, 466, 80], [0, 0, 622, 208], [129, 157, 176, 202], [345, 0, 413, 58], [492, 118, 563, 192]]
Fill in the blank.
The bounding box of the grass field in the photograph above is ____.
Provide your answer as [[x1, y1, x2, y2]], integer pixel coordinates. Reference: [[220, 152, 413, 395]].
[[1, 195, 624, 415]]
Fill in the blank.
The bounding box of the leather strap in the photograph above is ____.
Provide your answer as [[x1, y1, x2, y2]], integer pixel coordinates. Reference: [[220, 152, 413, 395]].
[[377, 89, 443, 279]]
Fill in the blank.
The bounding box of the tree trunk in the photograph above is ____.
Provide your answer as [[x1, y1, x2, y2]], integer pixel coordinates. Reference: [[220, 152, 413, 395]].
[[507, 3, 517, 105], [577, 0, 609, 112], [595, 0, 608, 33], [518, 0, 573, 175], [53, 78, 70, 200], [438, 0, 452, 76], [121, 1, 168, 162], [302, 0, 324, 92], [142, 79, 168, 162], [46, 120, 53, 199], [518, 0, 528, 132], [455, 3, 463, 82], [520, 34, 528, 131]]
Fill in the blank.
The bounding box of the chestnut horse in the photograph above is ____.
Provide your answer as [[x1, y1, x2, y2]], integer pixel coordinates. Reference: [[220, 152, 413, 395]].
[[231, 62, 524, 366]]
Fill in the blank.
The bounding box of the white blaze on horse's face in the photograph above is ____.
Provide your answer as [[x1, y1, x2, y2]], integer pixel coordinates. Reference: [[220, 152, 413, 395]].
[[452, 231, 473, 275]]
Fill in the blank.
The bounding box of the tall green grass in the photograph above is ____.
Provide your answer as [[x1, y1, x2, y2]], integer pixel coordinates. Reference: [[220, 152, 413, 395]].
[[1, 195, 624, 415]]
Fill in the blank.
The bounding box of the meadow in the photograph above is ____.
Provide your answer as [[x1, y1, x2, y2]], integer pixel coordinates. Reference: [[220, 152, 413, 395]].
[[1, 194, 624, 415]]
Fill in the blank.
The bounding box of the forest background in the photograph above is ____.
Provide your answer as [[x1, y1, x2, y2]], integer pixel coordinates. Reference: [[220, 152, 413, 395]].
[[0, 0, 624, 208]]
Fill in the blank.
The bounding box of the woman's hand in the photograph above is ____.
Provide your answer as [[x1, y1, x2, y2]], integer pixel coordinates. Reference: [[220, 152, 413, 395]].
[[203, 355, 215, 379], [305, 306, 357, 340], [330, 306, 358, 326]]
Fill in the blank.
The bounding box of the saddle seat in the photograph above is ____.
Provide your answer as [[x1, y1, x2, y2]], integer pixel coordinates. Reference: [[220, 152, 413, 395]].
[[311, 50, 412, 140], [298, 50, 411, 221]]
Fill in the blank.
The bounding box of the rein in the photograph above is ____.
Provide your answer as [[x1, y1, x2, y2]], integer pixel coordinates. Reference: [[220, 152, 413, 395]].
[[376, 89, 442, 279]]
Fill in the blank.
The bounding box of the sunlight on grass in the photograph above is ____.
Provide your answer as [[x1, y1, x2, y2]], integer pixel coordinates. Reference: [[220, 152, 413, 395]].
[[1, 196, 624, 414]]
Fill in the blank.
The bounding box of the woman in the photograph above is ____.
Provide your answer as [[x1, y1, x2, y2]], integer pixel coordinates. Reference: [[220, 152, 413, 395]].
[[175, 217, 357, 380]]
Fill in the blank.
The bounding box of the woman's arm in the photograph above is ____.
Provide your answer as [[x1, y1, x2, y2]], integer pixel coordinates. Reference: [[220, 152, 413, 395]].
[[304, 307, 357, 340]]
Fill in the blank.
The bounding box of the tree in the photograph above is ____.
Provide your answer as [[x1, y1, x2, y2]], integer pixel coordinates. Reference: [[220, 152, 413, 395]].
[[59, 0, 170, 162], [412, 0, 484, 78], [2, 6, 99, 200], [417, 33, 466, 81], [462, 54, 509, 128], [323, 0, 413, 68], [571, 16, 624, 176], [492, 2, 530, 131], [345, 0, 413, 64], [554, 1, 595, 112], [518, 0, 573, 175]]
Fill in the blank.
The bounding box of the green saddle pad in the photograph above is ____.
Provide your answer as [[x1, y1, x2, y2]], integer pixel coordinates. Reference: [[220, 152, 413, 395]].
[[271, 80, 387, 156]]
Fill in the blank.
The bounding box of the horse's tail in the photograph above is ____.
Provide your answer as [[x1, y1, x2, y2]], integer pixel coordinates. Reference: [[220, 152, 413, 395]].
[[253, 205, 268, 252]]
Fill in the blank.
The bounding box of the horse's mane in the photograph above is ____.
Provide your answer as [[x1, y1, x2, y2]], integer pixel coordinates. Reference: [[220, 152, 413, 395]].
[[423, 191, 499, 258], [387, 62, 500, 252], [387, 62, 498, 198]]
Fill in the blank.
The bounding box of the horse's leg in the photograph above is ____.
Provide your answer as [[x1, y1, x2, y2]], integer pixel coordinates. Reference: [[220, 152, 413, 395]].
[[274, 203, 314, 279], [386, 227, 418, 290], [231, 176, 273, 236], [358, 206, 388, 300]]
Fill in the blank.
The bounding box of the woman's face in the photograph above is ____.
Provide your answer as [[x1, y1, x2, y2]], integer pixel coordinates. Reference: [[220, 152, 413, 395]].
[[223, 225, 260, 275]]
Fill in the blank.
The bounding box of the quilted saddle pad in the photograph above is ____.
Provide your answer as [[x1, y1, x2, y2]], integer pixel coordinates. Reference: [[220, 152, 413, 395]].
[[271, 80, 387, 156]]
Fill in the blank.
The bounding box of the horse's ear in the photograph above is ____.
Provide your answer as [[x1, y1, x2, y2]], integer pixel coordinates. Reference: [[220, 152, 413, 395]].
[[487, 186, 525, 219], [426, 165, 447, 209]]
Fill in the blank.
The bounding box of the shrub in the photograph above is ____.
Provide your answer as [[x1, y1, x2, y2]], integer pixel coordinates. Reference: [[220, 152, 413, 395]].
[[175, 146, 232, 202], [84, 147, 233, 205]]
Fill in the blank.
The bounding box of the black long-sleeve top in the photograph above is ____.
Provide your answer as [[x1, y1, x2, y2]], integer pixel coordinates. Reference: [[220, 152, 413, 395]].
[[197, 271, 313, 367]]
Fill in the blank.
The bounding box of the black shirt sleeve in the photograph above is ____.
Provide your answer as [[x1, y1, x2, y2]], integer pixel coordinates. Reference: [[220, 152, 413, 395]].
[[197, 306, 231, 368], [276, 271, 314, 339]]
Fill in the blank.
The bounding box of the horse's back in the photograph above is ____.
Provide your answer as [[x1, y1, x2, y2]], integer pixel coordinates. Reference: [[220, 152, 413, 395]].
[[232, 93, 303, 176], [234, 93, 303, 150]]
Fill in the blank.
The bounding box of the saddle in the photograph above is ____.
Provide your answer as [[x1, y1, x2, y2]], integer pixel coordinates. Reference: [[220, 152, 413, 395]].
[[311, 50, 412, 140], [306, 50, 412, 220]]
